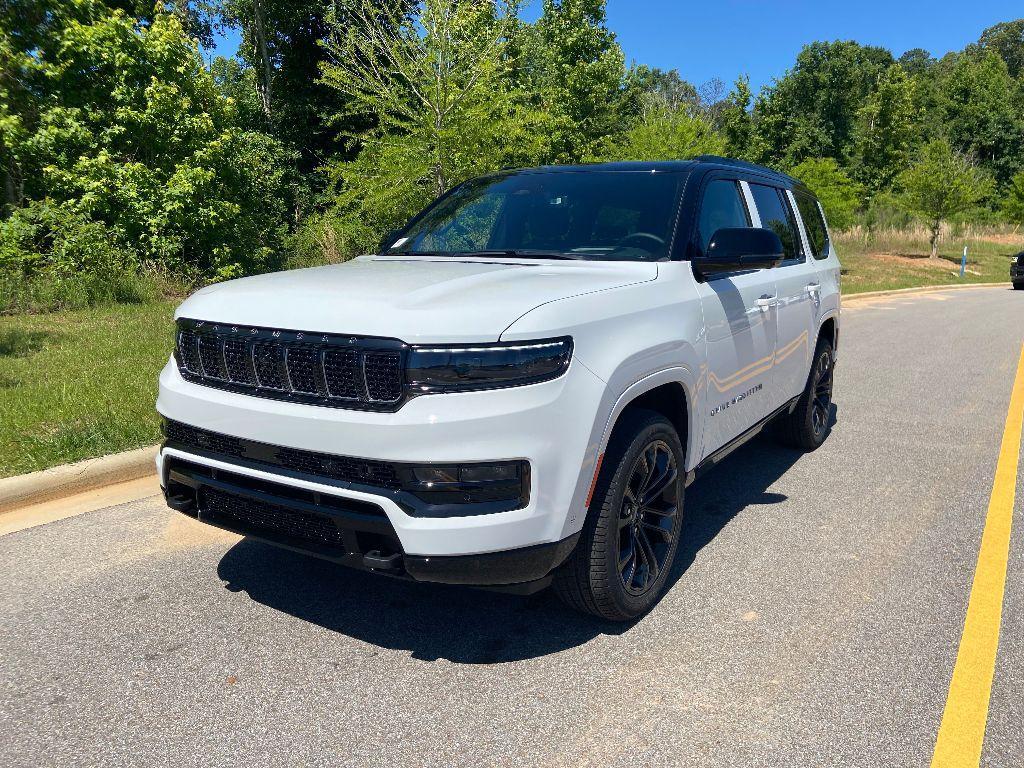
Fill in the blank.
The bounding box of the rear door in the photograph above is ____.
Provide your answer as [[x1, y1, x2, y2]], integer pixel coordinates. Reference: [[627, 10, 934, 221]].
[[691, 175, 779, 460], [748, 183, 821, 403]]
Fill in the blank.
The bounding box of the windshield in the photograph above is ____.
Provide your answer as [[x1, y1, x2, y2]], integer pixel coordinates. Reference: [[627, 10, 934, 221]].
[[385, 170, 684, 261]]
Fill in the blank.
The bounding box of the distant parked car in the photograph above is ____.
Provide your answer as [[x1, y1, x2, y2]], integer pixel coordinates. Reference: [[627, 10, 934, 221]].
[[1013, 251, 1024, 290]]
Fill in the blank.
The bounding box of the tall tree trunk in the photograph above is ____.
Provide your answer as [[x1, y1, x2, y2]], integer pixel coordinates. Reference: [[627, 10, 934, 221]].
[[252, 0, 273, 119], [929, 220, 941, 260]]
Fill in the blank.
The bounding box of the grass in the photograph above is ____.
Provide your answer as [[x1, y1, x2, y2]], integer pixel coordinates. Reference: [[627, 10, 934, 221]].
[[836, 227, 1023, 294], [0, 301, 176, 478]]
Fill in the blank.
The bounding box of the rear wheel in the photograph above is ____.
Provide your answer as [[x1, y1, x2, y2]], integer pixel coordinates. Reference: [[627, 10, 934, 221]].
[[1014, 281, 1024, 290], [773, 337, 835, 451], [554, 410, 685, 621]]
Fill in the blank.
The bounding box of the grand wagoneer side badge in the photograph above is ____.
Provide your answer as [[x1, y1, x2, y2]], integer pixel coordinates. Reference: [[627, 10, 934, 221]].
[[711, 383, 763, 416]]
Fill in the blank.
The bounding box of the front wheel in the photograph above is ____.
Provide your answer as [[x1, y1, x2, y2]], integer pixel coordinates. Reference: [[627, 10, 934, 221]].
[[773, 337, 835, 451], [554, 410, 685, 621]]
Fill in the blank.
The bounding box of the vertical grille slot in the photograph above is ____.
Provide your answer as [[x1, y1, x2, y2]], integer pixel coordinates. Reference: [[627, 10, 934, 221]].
[[177, 331, 201, 374], [285, 346, 323, 395], [223, 338, 256, 384], [198, 336, 227, 380], [364, 352, 404, 402], [253, 342, 288, 390], [323, 348, 362, 399]]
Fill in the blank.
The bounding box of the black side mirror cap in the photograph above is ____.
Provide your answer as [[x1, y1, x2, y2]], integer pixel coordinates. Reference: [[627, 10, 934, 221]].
[[696, 228, 784, 275]]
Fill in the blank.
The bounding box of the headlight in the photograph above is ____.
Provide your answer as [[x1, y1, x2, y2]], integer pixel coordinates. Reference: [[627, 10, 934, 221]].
[[406, 337, 573, 393]]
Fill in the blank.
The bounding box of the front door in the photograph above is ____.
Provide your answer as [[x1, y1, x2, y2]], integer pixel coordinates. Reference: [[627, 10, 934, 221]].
[[691, 177, 779, 460]]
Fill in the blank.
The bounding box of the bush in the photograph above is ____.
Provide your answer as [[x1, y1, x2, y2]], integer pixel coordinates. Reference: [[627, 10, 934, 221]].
[[789, 158, 862, 230]]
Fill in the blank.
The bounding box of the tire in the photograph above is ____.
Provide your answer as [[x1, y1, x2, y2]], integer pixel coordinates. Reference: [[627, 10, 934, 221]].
[[1014, 282, 1024, 290], [554, 409, 685, 621], [773, 336, 835, 451]]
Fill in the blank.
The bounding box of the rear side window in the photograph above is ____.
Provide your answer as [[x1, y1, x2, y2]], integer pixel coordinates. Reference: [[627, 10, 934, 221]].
[[696, 180, 750, 255], [749, 183, 802, 262], [795, 192, 830, 260]]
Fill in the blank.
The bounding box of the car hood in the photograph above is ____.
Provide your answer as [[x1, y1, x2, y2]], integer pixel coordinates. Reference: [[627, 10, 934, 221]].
[[175, 255, 658, 343]]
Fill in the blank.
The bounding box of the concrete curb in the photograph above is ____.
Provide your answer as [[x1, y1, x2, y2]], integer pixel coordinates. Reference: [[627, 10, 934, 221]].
[[0, 445, 158, 515], [844, 282, 1007, 302]]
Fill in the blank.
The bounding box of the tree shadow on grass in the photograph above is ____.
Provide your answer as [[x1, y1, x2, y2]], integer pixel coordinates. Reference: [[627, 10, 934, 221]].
[[0, 328, 57, 358], [216, 405, 838, 664]]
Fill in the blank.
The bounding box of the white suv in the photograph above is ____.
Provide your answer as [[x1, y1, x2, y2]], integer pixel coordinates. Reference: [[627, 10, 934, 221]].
[[157, 156, 840, 621]]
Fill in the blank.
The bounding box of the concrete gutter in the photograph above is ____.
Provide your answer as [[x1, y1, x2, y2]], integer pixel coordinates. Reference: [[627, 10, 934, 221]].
[[0, 445, 158, 515]]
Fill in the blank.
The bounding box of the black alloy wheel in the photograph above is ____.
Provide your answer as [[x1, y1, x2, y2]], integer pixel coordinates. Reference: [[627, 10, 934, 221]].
[[617, 440, 679, 596], [554, 410, 685, 621], [774, 336, 835, 451], [809, 346, 834, 440]]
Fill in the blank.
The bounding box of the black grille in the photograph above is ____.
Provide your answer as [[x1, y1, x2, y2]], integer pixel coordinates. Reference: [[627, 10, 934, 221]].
[[203, 487, 347, 547], [175, 319, 406, 410], [163, 419, 402, 491]]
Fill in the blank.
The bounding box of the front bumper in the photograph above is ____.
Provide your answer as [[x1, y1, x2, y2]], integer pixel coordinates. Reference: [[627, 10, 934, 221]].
[[162, 453, 579, 591], [156, 353, 607, 559]]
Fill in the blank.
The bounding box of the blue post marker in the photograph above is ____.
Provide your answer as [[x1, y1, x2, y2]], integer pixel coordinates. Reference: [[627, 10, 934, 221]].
[[960, 245, 967, 278]]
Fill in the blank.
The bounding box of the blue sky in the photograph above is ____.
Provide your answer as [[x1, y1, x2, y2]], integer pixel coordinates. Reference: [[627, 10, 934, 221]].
[[210, 1, 1021, 94]]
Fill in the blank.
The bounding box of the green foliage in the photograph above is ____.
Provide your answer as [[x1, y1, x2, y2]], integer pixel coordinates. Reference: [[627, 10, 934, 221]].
[[852, 65, 918, 191], [2, 7, 292, 284], [1001, 171, 1024, 225], [942, 50, 1024, 185], [594, 106, 723, 162], [718, 76, 754, 159], [752, 41, 894, 167], [789, 158, 861, 231], [898, 139, 994, 256]]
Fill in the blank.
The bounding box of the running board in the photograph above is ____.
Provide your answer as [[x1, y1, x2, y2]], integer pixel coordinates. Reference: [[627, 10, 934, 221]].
[[684, 396, 800, 487]]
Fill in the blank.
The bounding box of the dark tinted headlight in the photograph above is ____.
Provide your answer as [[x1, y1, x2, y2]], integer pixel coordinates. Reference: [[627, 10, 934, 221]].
[[406, 338, 572, 393]]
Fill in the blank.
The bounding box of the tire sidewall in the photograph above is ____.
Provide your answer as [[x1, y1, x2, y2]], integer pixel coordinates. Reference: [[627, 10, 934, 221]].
[[592, 414, 686, 619]]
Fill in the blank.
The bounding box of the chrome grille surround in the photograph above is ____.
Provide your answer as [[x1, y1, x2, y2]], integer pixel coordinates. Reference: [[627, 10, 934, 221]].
[[174, 318, 407, 411]]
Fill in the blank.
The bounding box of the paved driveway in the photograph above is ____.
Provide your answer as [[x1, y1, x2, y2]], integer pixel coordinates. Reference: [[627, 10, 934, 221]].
[[2, 286, 1023, 767]]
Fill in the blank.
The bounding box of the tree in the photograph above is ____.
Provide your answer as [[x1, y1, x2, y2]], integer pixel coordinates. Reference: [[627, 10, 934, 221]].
[[718, 75, 753, 159], [320, 0, 540, 242], [594, 105, 724, 163], [898, 139, 993, 259], [789, 158, 861, 231], [1002, 171, 1024, 227], [976, 19, 1024, 78], [852, 64, 918, 191], [1, 9, 291, 279], [751, 41, 894, 167], [942, 50, 1024, 185], [531, 0, 626, 163]]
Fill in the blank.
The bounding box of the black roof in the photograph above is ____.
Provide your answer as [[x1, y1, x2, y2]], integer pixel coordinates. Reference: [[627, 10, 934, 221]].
[[505, 155, 799, 185]]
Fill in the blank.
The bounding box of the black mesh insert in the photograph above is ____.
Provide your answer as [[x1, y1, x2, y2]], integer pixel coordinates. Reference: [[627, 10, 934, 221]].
[[177, 331, 201, 374], [164, 420, 402, 490], [252, 342, 287, 390], [364, 352, 403, 402], [223, 338, 255, 384], [198, 336, 227, 379], [323, 348, 362, 399], [202, 487, 346, 547], [285, 346, 322, 395]]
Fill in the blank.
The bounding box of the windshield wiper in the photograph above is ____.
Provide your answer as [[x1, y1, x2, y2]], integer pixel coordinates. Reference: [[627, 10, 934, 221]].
[[385, 249, 580, 260]]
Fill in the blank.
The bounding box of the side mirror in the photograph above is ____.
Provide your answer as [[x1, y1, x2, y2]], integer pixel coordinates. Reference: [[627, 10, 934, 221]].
[[697, 228, 784, 275]]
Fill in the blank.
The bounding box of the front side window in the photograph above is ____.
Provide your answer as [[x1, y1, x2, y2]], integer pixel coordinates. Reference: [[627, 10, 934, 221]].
[[388, 171, 684, 262], [696, 179, 750, 255], [795, 192, 830, 260], [749, 184, 802, 262]]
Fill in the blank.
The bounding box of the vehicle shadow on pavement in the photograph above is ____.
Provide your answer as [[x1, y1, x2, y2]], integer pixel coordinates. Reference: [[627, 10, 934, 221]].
[[216, 409, 836, 665]]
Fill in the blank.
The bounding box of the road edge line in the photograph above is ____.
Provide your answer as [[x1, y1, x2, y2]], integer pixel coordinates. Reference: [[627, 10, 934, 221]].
[[930, 342, 1024, 767]]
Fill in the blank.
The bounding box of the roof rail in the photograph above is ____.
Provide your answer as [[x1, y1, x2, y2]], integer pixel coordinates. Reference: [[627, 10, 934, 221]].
[[694, 155, 798, 182]]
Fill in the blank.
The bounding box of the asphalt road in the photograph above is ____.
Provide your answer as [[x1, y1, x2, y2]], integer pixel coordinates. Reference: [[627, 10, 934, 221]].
[[3, 286, 1024, 767]]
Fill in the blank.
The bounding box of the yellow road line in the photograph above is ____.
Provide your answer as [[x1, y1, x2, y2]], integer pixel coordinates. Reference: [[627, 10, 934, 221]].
[[931, 343, 1024, 767]]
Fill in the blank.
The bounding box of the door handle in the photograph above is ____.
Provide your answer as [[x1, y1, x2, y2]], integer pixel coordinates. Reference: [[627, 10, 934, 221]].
[[805, 283, 821, 295], [755, 295, 778, 310]]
